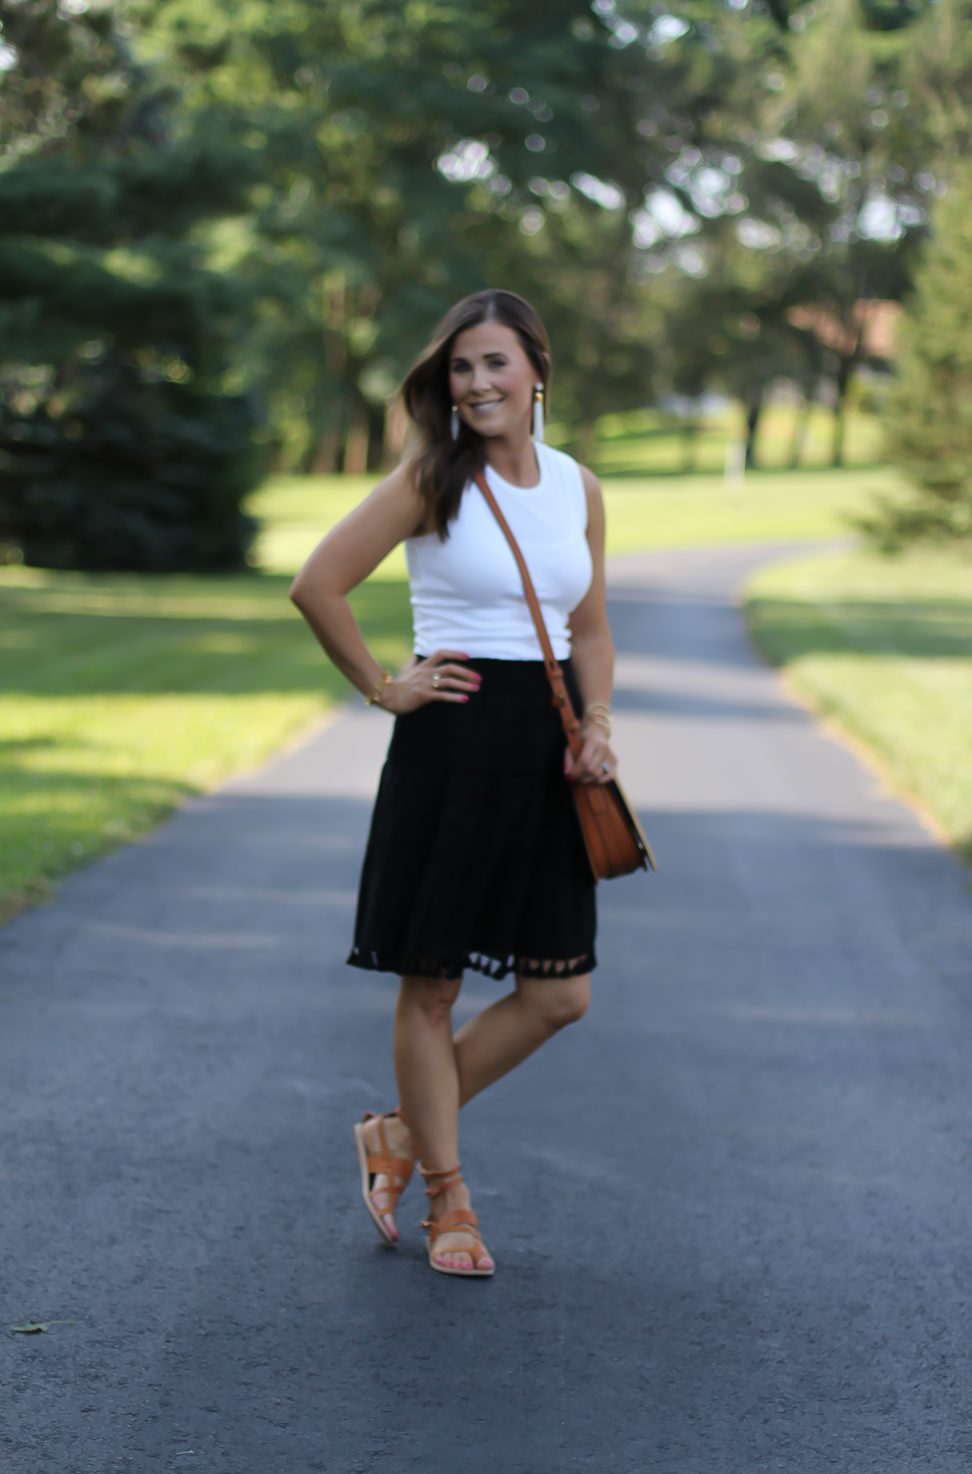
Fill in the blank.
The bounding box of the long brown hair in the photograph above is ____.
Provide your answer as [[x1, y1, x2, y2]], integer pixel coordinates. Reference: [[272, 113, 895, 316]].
[[399, 289, 551, 538]]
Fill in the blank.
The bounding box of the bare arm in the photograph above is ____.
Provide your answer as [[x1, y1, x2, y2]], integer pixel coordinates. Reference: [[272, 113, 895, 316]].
[[565, 466, 617, 785], [289, 464, 479, 713]]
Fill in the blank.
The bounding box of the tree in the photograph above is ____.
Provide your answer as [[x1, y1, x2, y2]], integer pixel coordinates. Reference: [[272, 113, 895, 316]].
[[0, 0, 265, 570], [764, 0, 928, 463], [150, 0, 764, 470], [2, 0, 966, 541], [634, 0, 939, 466], [865, 163, 972, 544]]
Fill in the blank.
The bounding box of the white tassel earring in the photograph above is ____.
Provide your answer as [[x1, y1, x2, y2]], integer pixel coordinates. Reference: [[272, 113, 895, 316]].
[[532, 383, 545, 442], [450, 404, 460, 441]]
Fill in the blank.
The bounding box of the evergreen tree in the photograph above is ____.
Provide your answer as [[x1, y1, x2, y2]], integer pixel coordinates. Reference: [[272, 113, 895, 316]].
[[869, 164, 972, 543], [0, 0, 264, 571]]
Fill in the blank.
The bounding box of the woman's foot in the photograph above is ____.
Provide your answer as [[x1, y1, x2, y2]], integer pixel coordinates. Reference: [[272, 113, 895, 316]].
[[421, 1167, 495, 1275], [354, 1110, 415, 1244]]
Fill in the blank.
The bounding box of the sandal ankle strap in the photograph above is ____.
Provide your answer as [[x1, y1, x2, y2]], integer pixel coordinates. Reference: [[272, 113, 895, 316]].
[[419, 1164, 463, 1198], [362, 1112, 415, 1186]]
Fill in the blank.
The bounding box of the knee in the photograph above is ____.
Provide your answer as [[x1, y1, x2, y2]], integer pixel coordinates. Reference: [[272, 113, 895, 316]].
[[400, 976, 462, 1026], [531, 976, 591, 1031]]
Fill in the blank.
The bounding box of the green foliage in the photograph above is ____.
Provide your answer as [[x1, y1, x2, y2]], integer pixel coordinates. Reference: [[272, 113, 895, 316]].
[[0, 0, 266, 570], [1, 0, 969, 546], [664, 0, 929, 467], [865, 164, 972, 545], [160, 0, 706, 468], [0, 357, 260, 571]]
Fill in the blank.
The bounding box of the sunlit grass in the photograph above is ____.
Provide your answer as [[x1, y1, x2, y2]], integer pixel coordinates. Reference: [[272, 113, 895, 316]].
[[547, 402, 883, 475], [745, 547, 972, 862], [0, 568, 413, 917], [250, 465, 901, 575], [1, 460, 903, 919]]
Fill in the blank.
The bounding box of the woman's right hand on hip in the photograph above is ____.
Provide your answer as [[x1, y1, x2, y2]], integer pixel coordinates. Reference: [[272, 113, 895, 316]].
[[383, 651, 481, 714]]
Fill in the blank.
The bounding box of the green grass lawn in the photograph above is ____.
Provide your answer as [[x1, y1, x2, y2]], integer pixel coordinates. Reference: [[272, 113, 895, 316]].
[[0, 464, 899, 919], [0, 569, 413, 918], [745, 547, 972, 863], [560, 402, 883, 477], [252, 465, 900, 575]]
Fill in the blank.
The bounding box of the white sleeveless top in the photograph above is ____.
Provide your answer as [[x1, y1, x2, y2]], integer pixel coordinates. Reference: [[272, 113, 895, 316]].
[[406, 442, 593, 661]]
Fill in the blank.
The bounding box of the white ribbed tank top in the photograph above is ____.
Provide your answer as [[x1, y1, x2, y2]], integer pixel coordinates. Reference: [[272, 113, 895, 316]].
[[405, 442, 593, 662]]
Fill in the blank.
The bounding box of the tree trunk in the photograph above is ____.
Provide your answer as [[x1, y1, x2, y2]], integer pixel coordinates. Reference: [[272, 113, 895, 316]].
[[832, 401, 846, 468], [343, 418, 369, 475], [832, 306, 864, 466], [744, 388, 763, 470], [788, 398, 811, 469], [311, 433, 339, 474], [576, 421, 596, 466], [365, 400, 387, 472], [832, 356, 853, 468], [681, 422, 699, 473]]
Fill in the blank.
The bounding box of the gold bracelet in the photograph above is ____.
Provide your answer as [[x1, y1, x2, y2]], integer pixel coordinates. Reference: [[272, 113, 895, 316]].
[[364, 671, 392, 707], [584, 702, 612, 736], [585, 716, 612, 737]]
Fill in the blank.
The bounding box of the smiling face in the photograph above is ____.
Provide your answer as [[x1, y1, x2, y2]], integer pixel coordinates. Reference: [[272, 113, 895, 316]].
[[448, 321, 541, 440]]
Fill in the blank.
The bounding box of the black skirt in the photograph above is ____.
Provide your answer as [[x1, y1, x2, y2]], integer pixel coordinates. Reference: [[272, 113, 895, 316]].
[[347, 657, 597, 981]]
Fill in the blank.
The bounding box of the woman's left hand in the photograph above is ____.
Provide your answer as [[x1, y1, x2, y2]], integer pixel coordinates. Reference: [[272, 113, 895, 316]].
[[564, 725, 617, 786]]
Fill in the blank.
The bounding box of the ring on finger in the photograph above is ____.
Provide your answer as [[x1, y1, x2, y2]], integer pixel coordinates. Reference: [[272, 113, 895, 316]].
[[600, 761, 610, 775], [432, 672, 440, 689]]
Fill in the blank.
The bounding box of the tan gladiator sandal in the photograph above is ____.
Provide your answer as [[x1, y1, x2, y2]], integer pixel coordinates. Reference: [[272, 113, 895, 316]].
[[420, 1165, 495, 1277], [353, 1110, 415, 1246]]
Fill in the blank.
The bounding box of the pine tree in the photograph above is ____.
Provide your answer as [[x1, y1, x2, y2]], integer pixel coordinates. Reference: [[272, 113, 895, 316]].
[[871, 165, 972, 544], [0, 0, 264, 571]]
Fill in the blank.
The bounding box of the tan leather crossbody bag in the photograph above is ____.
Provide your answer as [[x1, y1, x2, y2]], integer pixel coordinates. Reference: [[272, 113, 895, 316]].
[[475, 472, 656, 883]]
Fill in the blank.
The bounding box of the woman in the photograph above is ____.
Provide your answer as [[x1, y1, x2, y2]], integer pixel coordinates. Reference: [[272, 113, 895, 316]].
[[290, 289, 617, 1277]]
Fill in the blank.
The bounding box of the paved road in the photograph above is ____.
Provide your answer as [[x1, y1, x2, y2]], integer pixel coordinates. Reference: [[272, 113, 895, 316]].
[[3, 544, 972, 1474]]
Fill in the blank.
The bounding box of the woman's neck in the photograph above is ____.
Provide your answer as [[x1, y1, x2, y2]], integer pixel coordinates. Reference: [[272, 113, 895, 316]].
[[483, 426, 540, 488]]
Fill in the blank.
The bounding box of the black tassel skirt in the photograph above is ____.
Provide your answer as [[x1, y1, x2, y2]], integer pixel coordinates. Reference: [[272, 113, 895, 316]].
[[347, 657, 597, 982]]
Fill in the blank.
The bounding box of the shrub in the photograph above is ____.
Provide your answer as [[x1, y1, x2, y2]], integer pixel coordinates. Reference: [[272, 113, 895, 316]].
[[0, 358, 260, 572]]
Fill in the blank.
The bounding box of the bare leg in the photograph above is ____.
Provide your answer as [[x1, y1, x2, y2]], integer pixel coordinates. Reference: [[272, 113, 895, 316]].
[[393, 975, 494, 1272], [453, 972, 590, 1104], [393, 975, 462, 1169], [371, 972, 589, 1264]]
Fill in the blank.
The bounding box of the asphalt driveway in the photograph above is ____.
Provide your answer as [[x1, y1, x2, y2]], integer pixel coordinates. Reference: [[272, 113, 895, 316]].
[[2, 543, 971, 1473]]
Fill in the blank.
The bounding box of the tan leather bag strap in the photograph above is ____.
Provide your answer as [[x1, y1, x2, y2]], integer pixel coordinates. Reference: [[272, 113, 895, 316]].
[[474, 471, 583, 760]]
